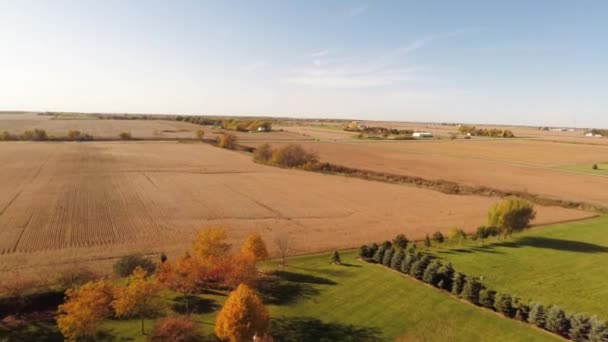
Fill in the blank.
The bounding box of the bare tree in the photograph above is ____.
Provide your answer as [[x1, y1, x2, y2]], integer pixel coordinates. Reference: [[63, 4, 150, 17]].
[[274, 236, 291, 267]]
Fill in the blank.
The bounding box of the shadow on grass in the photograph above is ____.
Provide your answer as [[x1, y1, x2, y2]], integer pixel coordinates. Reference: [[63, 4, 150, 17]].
[[255, 276, 320, 306], [442, 237, 608, 254], [272, 271, 337, 285], [0, 321, 63, 342], [271, 316, 383, 342], [172, 295, 220, 315]]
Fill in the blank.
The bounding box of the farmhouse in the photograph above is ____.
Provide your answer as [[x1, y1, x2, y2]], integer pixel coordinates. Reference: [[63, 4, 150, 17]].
[[585, 132, 602, 137], [413, 132, 433, 138]]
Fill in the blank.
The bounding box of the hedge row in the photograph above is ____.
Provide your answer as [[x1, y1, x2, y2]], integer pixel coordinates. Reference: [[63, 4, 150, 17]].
[[359, 237, 608, 341]]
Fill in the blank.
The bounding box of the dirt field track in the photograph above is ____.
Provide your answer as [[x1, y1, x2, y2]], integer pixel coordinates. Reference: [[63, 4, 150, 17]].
[[0, 141, 589, 274]]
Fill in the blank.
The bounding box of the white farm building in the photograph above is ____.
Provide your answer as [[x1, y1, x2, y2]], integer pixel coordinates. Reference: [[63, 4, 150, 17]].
[[413, 132, 433, 138]]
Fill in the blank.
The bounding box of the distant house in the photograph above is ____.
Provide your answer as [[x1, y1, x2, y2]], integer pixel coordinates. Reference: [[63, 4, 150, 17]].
[[413, 132, 433, 138], [257, 126, 269, 132], [585, 132, 602, 137]]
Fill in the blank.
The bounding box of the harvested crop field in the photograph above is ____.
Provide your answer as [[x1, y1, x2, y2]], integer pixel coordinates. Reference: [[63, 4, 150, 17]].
[[0, 141, 589, 274], [245, 140, 608, 207]]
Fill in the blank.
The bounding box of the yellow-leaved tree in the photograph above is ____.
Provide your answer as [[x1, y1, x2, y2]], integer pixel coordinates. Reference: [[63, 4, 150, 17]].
[[191, 227, 231, 262], [215, 284, 270, 342], [157, 254, 208, 315], [57, 279, 114, 341], [112, 267, 166, 335], [240, 233, 269, 267]]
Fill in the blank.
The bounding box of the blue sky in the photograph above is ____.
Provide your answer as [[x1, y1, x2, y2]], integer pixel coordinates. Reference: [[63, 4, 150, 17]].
[[1, 1, 607, 127]]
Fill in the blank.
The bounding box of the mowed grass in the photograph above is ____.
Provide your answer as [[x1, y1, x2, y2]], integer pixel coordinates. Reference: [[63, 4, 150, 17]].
[[433, 215, 608, 319], [559, 163, 608, 176], [90, 252, 556, 341]]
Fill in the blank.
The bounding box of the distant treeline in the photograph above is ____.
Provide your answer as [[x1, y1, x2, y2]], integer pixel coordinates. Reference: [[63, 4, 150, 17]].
[[0, 129, 93, 141], [458, 125, 515, 138]]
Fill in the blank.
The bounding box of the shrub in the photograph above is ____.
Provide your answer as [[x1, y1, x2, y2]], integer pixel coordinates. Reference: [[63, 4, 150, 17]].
[[392, 234, 408, 250], [330, 250, 341, 265], [358, 245, 371, 259], [113, 254, 156, 277], [160, 253, 168, 264], [513, 298, 530, 322], [424, 234, 431, 247], [488, 197, 536, 236], [253, 143, 273, 163], [528, 302, 546, 328], [217, 133, 237, 149], [422, 260, 442, 286], [0, 131, 14, 140], [494, 294, 515, 318], [410, 255, 431, 279], [545, 305, 569, 337], [460, 277, 482, 305], [400, 248, 417, 274], [431, 231, 445, 244], [21, 130, 34, 140], [447, 228, 467, 244], [119, 132, 132, 140], [589, 316, 608, 342], [372, 246, 386, 264], [195, 129, 205, 140], [271, 144, 318, 168], [368, 243, 378, 257], [382, 248, 395, 266], [436, 263, 455, 291], [479, 289, 496, 310], [592, 164, 599, 170], [569, 313, 591, 341], [380, 240, 392, 249], [53, 268, 99, 289], [452, 273, 466, 296], [149, 316, 201, 342], [390, 250, 405, 270]]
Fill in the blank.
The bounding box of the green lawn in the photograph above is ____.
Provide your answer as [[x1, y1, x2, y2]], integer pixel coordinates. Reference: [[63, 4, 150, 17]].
[[69, 252, 556, 341], [431, 216, 608, 319], [2, 251, 559, 341], [558, 163, 608, 176]]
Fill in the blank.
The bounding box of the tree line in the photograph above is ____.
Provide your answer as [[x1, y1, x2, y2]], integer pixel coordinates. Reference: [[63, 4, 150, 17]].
[[358, 229, 607, 342]]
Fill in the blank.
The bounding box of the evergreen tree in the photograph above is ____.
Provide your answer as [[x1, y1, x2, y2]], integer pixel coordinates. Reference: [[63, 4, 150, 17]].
[[368, 243, 378, 257], [513, 298, 530, 322], [382, 248, 395, 266], [461, 277, 482, 305], [422, 260, 442, 286], [569, 313, 591, 342], [452, 273, 466, 296], [380, 240, 392, 250], [528, 302, 546, 328], [392, 234, 408, 250], [424, 234, 431, 248], [545, 305, 569, 336], [330, 250, 341, 265], [494, 294, 515, 318], [436, 263, 455, 292], [400, 248, 417, 274], [358, 245, 370, 259], [372, 246, 386, 264], [589, 316, 608, 342], [479, 289, 496, 310], [390, 250, 405, 270], [410, 255, 431, 279]]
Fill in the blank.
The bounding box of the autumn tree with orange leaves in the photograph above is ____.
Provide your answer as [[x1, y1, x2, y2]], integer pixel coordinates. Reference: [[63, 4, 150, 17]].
[[157, 254, 209, 315], [112, 267, 166, 335], [57, 279, 114, 341], [215, 284, 270, 342], [191, 227, 231, 262], [240, 233, 269, 267]]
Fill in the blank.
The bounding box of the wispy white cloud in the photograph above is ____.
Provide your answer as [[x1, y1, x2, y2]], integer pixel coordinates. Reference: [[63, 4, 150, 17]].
[[286, 29, 470, 88], [344, 4, 368, 18], [308, 49, 332, 58]]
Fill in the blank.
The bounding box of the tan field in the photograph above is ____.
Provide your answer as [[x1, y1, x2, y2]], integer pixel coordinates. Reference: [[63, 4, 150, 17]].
[[244, 138, 608, 207], [0, 141, 589, 275]]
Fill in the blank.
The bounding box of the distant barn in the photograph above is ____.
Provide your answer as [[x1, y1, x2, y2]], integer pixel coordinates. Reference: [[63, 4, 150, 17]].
[[413, 132, 433, 138]]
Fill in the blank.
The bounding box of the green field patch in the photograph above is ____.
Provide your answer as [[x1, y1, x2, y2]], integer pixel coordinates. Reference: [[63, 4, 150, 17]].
[[430, 216, 608, 319], [558, 163, 608, 176]]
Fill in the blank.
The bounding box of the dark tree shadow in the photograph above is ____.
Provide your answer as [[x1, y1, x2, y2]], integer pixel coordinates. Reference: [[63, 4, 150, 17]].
[[271, 316, 383, 342], [171, 295, 220, 315], [255, 276, 320, 306], [515, 236, 608, 253], [339, 263, 362, 268], [271, 271, 337, 285], [95, 330, 135, 342]]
